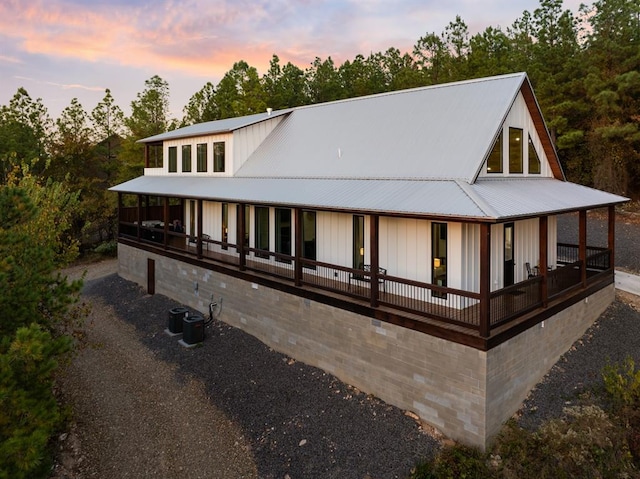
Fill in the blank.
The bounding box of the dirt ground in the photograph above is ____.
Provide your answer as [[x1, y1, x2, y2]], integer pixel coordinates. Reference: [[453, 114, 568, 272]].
[[51, 259, 257, 479]]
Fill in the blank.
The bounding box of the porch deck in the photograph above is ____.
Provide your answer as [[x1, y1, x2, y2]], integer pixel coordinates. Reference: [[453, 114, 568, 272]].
[[118, 224, 613, 347]]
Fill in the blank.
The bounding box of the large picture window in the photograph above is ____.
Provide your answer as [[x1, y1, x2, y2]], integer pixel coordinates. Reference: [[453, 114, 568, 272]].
[[214, 142, 225, 172], [509, 127, 523, 174], [528, 134, 541, 174], [182, 145, 192, 172], [168, 146, 177, 173], [487, 130, 503, 173], [275, 208, 292, 263], [255, 206, 269, 258], [432, 222, 447, 299], [197, 143, 207, 172]]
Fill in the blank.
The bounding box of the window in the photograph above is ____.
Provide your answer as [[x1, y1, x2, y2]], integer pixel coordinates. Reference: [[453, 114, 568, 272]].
[[221, 203, 228, 250], [432, 222, 447, 299], [214, 142, 225, 172], [487, 130, 503, 173], [275, 208, 292, 263], [182, 145, 192, 172], [302, 211, 316, 268], [236, 204, 250, 248], [197, 143, 207, 172], [168, 146, 177, 173], [255, 206, 269, 258], [528, 135, 541, 174], [509, 127, 523, 174], [353, 215, 365, 269]]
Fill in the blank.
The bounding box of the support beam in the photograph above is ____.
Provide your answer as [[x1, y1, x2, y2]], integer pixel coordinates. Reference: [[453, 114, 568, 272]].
[[163, 197, 169, 248], [539, 215, 548, 307], [479, 223, 491, 338], [238, 203, 247, 271], [579, 210, 587, 287], [144, 144, 149, 168], [370, 214, 380, 308], [294, 208, 303, 286], [136, 195, 142, 241], [197, 199, 203, 258], [608, 205, 615, 270]]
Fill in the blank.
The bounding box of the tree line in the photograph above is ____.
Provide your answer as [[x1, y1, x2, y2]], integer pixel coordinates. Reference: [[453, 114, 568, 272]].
[[1, 0, 638, 247]]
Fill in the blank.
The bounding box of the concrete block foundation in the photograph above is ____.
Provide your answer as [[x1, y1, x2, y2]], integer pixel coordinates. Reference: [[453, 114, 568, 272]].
[[118, 244, 614, 449]]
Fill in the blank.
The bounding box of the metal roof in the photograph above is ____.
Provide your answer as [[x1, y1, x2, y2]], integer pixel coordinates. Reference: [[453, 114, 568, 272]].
[[110, 176, 627, 221], [235, 73, 526, 183], [139, 109, 292, 143]]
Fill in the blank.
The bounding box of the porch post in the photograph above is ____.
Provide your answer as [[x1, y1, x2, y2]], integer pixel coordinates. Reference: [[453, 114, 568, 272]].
[[117, 192, 123, 237], [163, 197, 169, 248], [608, 205, 615, 271], [144, 144, 149, 168], [197, 199, 203, 258], [294, 208, 303, 286], [539, 215, 548, 307], [136, 194, 142, 241], [238, 203, 247, 271], [370, 214, 380, 308], [579, 210, 587, 287], [479, 222, 491, 338]]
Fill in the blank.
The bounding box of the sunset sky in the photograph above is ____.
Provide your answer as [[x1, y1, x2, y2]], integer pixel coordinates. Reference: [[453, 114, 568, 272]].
[[0, 0, 584, 121]]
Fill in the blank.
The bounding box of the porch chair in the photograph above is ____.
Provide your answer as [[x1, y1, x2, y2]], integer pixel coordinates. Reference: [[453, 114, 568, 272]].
[[525, 262, 538, 279], [349, 264, 387, 292]]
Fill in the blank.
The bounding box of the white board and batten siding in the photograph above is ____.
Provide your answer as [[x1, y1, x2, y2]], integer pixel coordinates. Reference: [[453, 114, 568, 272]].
[[478, 91, 555, 179], [490, 217, 558, 291]]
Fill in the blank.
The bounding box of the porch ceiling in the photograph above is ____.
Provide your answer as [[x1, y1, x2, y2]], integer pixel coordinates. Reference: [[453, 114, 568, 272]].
[[110, 176, 628, 221]]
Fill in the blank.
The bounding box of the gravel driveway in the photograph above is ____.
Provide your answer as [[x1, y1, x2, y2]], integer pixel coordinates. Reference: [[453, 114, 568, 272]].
[[52, 210, 640, 478]]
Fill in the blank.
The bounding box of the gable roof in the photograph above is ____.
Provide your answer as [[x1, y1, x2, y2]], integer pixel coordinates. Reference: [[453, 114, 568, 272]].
[[117, 73, 627, 220]]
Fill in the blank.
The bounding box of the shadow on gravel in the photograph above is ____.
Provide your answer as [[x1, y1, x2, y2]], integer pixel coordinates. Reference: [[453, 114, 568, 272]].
[[82, 274, 440, 479]]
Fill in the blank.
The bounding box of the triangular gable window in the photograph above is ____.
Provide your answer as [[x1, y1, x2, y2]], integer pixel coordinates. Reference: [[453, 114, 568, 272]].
[[487, 130, 503, 173], [528, 134, 541, 174]]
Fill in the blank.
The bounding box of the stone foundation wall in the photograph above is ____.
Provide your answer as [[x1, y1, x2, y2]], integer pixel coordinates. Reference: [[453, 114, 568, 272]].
[[118, 244, 613, 448]]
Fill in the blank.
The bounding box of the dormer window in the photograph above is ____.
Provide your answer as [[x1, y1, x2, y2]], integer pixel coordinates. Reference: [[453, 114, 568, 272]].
[[487, 131, 503, 173], [528, 135, 541, 174], [214, 142, 225, 172], [508, 127, 523, 174]]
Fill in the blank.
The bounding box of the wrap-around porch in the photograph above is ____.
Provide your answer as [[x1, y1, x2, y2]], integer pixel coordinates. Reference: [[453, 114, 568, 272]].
[[116, 193, 615, 350]]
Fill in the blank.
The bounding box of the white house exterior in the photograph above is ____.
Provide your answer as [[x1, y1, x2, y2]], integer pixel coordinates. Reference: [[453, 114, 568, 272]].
[[111, 73, 627, 448]]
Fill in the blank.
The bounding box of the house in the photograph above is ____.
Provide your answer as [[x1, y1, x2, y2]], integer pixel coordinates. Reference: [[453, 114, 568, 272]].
[[110, 72, 628, 449]]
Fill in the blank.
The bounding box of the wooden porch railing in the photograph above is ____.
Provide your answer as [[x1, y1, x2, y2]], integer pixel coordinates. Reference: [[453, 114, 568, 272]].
[[118, 220, 613, 336]]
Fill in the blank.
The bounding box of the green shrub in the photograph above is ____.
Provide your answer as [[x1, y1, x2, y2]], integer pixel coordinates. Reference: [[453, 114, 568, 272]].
[[93, 240, 118, 257], [410, 444, 492, 479], [495, 406, 632, 479], [0, 324, 71, 479]]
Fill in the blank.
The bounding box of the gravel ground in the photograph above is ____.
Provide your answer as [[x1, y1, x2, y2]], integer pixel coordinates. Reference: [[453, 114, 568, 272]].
[[54, 261, 440, 479], [52, 211, 640, 477], [518, 210, 640, 428]]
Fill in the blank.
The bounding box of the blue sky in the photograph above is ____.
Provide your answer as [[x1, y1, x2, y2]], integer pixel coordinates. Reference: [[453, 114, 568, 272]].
[[0, 0, 584, 120]]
